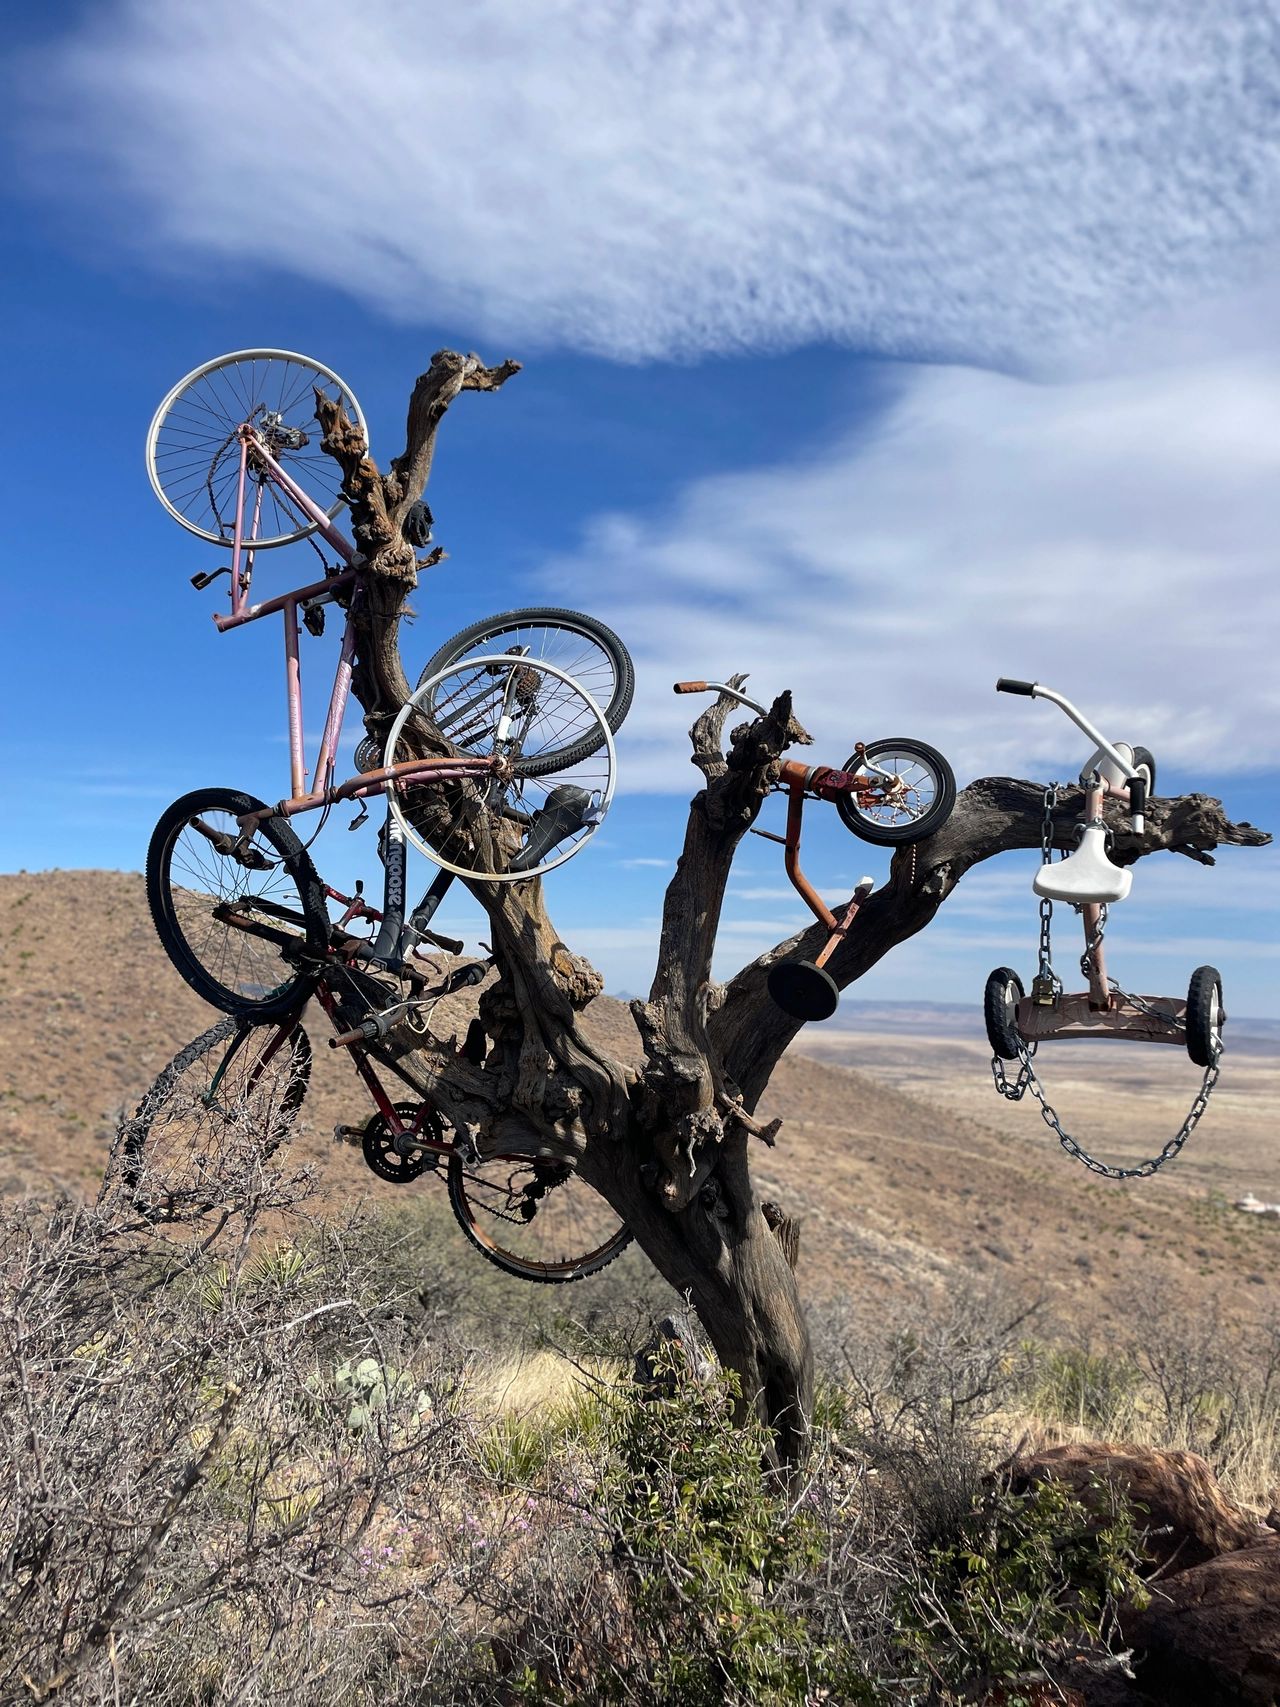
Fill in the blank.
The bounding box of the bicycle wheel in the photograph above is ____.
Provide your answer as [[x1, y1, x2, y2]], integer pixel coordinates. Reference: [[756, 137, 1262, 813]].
[[147, 787, 329, 1017], [447, 1151, 633, 1283], [115, 1016, 311, 1220], [146, 349, 366, 549], [834, 738, 957, 845], [384, 657, 617, 881], [416, 610, 633, 776]]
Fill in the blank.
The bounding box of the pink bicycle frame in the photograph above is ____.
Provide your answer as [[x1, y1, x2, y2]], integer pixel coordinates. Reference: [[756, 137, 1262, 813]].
[[203, 426, 494, 821]]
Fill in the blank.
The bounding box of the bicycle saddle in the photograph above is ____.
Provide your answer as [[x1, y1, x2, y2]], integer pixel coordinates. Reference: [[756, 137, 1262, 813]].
[[509, 784, 597, 874], [1033, 822, 1133, 905]]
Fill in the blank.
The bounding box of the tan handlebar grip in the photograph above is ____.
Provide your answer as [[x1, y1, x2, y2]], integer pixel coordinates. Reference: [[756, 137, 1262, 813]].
[[329, 1025, 368, 1050], [673, 680, 708, 694]]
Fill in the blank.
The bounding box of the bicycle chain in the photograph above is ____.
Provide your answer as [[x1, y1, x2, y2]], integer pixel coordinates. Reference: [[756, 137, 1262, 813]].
[[988, 782, 1220, 1179]]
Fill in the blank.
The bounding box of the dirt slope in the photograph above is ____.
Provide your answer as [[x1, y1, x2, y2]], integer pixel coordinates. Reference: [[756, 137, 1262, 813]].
[[1, 870, 1276, 1331]]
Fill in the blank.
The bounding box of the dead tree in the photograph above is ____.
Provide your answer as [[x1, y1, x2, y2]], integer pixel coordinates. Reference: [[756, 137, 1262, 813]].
[[314, 350, 1270, 1475]]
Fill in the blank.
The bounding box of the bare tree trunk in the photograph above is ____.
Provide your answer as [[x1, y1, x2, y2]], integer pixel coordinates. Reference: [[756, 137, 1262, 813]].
[[313, 351, 1271, 1477]]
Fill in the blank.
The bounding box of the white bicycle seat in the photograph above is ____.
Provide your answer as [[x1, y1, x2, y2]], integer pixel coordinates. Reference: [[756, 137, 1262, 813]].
[[1033, 822, 1133, 904]]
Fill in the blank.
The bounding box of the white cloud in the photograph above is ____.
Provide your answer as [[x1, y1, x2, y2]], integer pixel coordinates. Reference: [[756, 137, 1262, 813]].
[[28, 0, 1280, 369], [557, 349, 1280, 785]]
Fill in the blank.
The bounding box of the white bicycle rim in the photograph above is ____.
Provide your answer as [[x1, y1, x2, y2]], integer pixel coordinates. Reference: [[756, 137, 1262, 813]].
[[145, 348, 367, 548], [382, 655, 617, 882]]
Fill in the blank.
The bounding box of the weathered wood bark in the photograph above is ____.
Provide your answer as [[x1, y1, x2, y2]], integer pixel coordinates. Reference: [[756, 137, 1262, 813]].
[[316, 351, 1271, 1477]]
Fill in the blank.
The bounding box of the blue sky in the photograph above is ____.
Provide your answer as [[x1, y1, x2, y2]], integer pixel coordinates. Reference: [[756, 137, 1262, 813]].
[[1, 0, 1277, 1015]]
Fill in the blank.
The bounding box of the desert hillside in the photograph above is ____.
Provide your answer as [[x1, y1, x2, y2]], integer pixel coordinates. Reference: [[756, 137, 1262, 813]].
[[1, 869, 1276, 1331]]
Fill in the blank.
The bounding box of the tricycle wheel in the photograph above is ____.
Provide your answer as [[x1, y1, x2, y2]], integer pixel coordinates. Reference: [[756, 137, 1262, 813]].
[[834, 739, 956, 845], [1131, 745, 1157, 792], [1186, 966, 1224, 1066], [767, 960, 840, 1022], [984, 967, 1025, 1060]]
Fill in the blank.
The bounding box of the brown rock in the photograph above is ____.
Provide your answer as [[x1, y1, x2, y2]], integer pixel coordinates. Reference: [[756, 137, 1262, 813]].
[[1125, 1542, 1280, 1706], [1006, 1441, 1266, 1575]]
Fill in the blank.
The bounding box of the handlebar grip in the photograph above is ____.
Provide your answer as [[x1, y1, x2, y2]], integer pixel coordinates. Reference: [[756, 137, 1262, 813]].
[[996, 677, 1037, 696], [329, 1022, 373, 1050], [419, 928, 465, 955], [673, 680, 708, 694]]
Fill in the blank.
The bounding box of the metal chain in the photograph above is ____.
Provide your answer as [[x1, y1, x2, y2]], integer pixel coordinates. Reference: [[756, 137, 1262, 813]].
[[1036, 784, 1061, 994], [992, 1037, 1220, 1179]]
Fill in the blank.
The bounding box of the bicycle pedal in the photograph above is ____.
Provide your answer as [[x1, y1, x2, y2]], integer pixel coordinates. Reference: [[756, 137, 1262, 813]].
[[333, 1124, 364, 1147]]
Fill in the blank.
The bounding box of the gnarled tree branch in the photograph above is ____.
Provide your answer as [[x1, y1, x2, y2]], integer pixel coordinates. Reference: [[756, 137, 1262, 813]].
[[316, 352, 1271, 1479]]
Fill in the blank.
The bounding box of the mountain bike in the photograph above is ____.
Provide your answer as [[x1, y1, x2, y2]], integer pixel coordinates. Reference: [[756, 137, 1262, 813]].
[[146, 350, 634, 1018], [108, 929, 632, 1284], [673, 679, 957, 1019], [983, 677, 1223, 1179]]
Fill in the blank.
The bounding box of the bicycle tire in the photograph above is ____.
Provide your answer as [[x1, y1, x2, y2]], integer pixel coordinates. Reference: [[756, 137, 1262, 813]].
[[146, 349, 366, 549], [447, 1151, 633, 1283], [1186, 965, 1225, 1067], [416, 608, 634, 777], [114, 1016, 312, 1220], [834, 738, 957, 846], [984, 967, 1025, 1061], [147, 786, 329, 1018], [385, 657, 616, 881]]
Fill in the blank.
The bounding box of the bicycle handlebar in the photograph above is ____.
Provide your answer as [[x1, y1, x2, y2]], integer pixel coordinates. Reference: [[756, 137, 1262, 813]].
[[672, 679, 770, 718], [996, 676, 1143, 793]]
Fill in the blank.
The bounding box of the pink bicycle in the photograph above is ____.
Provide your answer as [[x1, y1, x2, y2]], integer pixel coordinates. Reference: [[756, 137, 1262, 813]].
[[145, 350, 634, 1019]]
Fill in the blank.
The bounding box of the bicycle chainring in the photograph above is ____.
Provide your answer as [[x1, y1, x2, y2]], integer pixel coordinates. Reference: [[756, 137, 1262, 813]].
[[360, 1102, 445, 1184]]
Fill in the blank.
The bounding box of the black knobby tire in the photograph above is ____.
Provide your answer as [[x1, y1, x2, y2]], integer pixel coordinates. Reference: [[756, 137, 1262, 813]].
[[446, 1152, 633, 1283], [984, 967, 1026, 1060], [114, 1016, 312, 1218], [147, 786, 329, 1018], [1186, 965, 1225, 1067], [1131, 746, 1157, 792], [416, 608, 634, 778], [835, 738, 957, 846]]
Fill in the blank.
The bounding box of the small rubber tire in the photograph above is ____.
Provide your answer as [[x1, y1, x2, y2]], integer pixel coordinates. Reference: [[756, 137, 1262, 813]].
[[1186, 965, 1225, 1067], [447, 1153, 633, 1284], [1131, 746, 1157, 793], [416, 608, 634, 776], [984, 967, 1025, 1060], [835, 738, 957, 845], [767, 960, 840, 1022], [147, 786, 329, 1018]]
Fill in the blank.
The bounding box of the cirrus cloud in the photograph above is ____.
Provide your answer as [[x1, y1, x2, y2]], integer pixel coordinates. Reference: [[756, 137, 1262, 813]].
[[24, 0, 1280, 369]]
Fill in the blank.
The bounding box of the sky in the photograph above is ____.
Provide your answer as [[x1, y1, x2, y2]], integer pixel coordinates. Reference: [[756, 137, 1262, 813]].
[[1, 0, 1277, 1021]]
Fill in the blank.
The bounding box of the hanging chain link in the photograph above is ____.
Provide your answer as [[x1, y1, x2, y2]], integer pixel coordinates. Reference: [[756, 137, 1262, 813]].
[[991, 1037, 1220, 1179], [1036, 784, 1059, 984]]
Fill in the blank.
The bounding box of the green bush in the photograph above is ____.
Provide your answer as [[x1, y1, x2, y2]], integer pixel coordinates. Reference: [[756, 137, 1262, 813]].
[[895, 1473, 1149, 1702], [593, 1347, 868, 1707]]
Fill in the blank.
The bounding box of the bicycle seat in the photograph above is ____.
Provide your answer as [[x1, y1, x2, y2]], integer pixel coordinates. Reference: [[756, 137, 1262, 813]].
[[1033, 822, 1132, 905], [509, 784, 597, 873]]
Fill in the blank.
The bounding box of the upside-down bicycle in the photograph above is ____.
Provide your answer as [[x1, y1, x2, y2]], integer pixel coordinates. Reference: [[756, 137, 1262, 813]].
[[145, 350, 635, 1021], [983, 677, 1224, 1179], [108, 918, 633, 1283], [673, 678, 957, 1020]]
